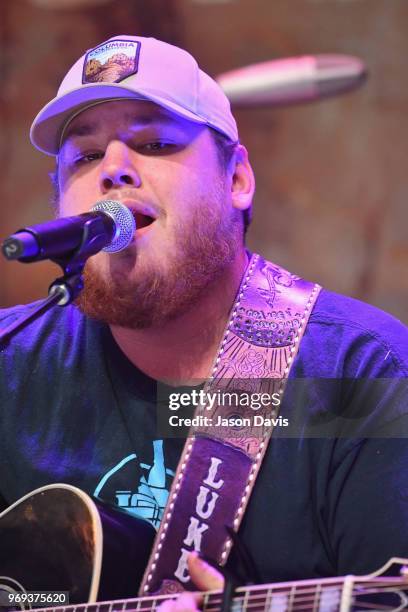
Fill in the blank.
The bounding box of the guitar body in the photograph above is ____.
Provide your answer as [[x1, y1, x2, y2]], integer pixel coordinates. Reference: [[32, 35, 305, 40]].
[[0, 484, 156, 605]]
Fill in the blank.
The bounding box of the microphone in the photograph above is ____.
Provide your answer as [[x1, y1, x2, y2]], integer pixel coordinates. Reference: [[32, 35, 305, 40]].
[[216, 55, 367, 106], [1, 200, 136, 262]]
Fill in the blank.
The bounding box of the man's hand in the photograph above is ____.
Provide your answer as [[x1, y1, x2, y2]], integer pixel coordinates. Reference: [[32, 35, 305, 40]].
[[157, 552, 224, 612]]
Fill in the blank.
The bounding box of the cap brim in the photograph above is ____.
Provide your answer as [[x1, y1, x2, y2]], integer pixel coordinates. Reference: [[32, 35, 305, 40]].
[[30, 83, 210, 156]]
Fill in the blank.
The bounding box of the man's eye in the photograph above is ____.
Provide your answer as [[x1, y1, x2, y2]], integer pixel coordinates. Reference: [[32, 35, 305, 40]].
[[141, 142, 176, 153], [74, 152, 104, 164]]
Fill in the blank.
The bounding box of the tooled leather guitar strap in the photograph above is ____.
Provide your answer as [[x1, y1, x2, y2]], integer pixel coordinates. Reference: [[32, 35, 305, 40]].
[[139, 253, 321, 595]]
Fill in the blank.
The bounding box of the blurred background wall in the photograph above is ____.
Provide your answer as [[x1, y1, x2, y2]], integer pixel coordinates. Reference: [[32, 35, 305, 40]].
[[1, 0, 407, 323]]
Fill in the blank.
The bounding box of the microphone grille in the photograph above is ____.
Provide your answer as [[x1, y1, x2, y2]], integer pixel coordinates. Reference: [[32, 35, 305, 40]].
[[91, 200, 136, 253]]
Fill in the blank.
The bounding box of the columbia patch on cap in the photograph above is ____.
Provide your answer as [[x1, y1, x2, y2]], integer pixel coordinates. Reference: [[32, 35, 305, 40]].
[[30, 35, 238, 156], [82, 39, 141, 84]]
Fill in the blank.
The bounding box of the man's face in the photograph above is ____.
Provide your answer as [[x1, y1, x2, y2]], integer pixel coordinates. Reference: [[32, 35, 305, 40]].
[[58, 99, 243, 328]]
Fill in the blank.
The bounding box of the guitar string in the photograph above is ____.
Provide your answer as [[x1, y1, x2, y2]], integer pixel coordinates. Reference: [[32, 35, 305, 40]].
[[32, 598, 402, 612], [200, 588, 406, 612], [31, 578, 408, 612], [128, 599, 400, 612], [178, 587, 405, 612], [90, 601, 401, 612], [88, 583, 408, 611], [201, 593, 403, 611], [104, 606, 392, 612], [42, 604, 395, 612], [155, 582, 406, 612], [49, 584, 407, 612]]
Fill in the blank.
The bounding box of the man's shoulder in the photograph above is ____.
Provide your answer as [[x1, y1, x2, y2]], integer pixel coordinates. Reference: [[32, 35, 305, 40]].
[[0, 302, 92, 350], [0, 301, 81, 327], [0, 302, 39, 325], [311, 288, 406, 330], [299, 288, 408, 376]]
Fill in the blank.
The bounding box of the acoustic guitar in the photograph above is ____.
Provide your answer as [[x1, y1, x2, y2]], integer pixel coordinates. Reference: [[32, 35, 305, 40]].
[[1, 484, 408, 611]]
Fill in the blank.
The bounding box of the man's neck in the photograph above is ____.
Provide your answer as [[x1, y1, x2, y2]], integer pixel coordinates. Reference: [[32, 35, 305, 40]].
[[110, 249, 248, 385]]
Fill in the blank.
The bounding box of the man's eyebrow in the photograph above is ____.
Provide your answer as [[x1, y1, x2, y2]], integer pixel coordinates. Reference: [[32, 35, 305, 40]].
[[63, 113, 180, 143], [64, 123, 97, 140], [130, 114, 177, 127]]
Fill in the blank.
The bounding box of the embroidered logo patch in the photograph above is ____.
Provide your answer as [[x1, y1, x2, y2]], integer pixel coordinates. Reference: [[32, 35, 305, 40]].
[[82, 39, 141, 84]]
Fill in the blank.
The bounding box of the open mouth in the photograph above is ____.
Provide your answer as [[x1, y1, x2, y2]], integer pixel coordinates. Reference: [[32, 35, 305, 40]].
[[132, 212, 155, 231]]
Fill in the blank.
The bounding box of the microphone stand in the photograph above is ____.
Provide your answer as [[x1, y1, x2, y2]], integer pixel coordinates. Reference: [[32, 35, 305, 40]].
[[0, 217, 108, 348]]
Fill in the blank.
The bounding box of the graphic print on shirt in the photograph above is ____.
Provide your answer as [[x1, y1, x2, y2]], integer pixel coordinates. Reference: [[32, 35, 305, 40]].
[[94, 439, 175, 529]]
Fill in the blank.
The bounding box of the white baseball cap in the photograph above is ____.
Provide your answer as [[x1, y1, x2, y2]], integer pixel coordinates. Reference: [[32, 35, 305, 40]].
[[30, 35, 238, 156]]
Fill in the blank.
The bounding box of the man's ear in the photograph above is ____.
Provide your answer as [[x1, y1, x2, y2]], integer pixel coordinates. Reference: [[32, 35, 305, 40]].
[[230, 144, 255, 211]]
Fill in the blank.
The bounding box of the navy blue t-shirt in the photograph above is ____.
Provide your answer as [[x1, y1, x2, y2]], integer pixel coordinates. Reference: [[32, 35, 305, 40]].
[[0, 288, 407, 583]]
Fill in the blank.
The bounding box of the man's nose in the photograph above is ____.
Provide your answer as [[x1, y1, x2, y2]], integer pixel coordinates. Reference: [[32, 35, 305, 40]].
[[99, 141, 141, 192]]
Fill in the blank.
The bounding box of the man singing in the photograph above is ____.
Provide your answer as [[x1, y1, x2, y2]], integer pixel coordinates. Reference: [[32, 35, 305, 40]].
[[1, 35, 408, 605]]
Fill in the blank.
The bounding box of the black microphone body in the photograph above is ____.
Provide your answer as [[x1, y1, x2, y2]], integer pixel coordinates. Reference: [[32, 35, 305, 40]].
[[3, 212, 115, 262], [2, 201, 136, 262]]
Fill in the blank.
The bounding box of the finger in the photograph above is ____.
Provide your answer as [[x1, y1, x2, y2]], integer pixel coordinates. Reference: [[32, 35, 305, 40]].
[[157, 592, 202, 612], [187, 551, 225, 591]]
